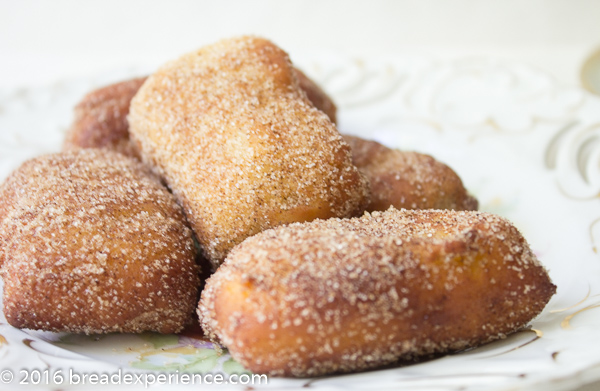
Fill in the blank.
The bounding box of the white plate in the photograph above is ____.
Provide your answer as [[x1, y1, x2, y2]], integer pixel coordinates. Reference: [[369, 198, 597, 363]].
[[1, 54, 600, 391]]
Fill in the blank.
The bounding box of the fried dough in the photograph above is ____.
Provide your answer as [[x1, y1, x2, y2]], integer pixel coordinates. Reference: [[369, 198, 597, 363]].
[[0, 149, 199, 334], [129, 36, 369, 266], [344, 135, 478, 211], [199, 208, 555, 377], [63, 69, 336, 160], [63, 77, 147, 158]]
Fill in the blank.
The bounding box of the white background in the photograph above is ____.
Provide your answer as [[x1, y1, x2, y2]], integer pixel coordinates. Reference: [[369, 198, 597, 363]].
[[1, 0, 599, 89]]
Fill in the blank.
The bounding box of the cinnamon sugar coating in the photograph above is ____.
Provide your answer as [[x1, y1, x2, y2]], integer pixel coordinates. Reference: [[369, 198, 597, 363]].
[[344, 135, 478, 212], [0, 149, 200, 334], [129, 36, 369, 266], [63, 77, 147, 158], [63, 70, 336, 160], [199, 208, 555, 377]]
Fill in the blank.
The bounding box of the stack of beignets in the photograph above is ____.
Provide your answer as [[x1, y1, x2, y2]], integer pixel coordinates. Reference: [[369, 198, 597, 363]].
[[0, 149, 199, 334], [0, 35, 555, 378], [62, 68, 476, 223]]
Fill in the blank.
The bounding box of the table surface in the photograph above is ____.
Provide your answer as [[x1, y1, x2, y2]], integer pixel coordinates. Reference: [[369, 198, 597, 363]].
[[1, 1, 600, 390]]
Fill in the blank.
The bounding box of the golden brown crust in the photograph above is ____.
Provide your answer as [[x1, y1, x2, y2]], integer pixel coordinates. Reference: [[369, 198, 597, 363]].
[[344, 135, 478, 212], [129, 36, 370, 266], [0, 149, 200, 334], [63, 77, 147, 158], [199, 208, 555, 377]]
